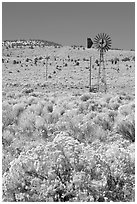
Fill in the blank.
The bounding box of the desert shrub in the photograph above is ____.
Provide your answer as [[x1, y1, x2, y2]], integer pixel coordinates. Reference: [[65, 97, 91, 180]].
[[83, 111, 97, 121], [8, 98, 18, 105], [59, 114, 82, 136], [49, 97, 56, 104], [78, 102, 89, 114], [48, 75, 52, 78], [35, 116, 45, 130], [93, 113, 113, 131], [83, 58, 87, 61], [114, 57, 119, 62], [26, 96, 38, 105], [18, 110, 36, 133], [104, 145, 135, 201], [122, 57, 130, 62], [115, 114, 135, 142], [47, 103, 53, 113], [12, 103, 26, 119], [6, 92, 15, 98], [109, 96, 121, 110], [104, 94, 113, 103], [80, 122, 108, 143], [110, 95, 122, 103], [29, 91, 42, 97], [2, 91, 6, 97], [45, 112, 59, 124], [80, 93, 90, 102], [108, 110, 117, 122], [34, 116, 48, 139], [98, 99, 108, 109], [118, 102, 135, 116], [88, 102, 97, 112], [132, 56, 135, 61], [41, 104, 58, 123], [3, 136, 75, 201], [13, 59, 17, 64], [2, 138, 77, 201], [123, 94, 134, 101], [28, 103, 44, 116], [75, 61, 79, 66], [22, 87, 34, 94], [60, 108, 65, 115], [3, 134, 135, 202], [2, 103, 15, 129], [26, 58, 30, 62], [63, 114, 107, 144], [2, 129, 15, 147]]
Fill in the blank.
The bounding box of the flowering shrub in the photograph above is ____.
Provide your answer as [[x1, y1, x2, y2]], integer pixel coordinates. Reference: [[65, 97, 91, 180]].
[[2, 93, 135, 202], [3, 133, 135, 202]]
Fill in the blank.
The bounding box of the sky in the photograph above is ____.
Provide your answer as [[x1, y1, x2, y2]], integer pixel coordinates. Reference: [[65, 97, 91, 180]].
[[2, 2, 135, 50]]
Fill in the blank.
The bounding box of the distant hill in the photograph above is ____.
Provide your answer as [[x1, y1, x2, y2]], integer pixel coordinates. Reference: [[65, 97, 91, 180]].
[[2, 39, 62, 48]]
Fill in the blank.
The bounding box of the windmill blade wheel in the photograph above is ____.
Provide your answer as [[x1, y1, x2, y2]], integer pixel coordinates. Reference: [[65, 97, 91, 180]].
[[94, 33, 112, 52]]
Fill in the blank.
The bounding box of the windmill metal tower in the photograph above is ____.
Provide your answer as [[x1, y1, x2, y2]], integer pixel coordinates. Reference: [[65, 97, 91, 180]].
[[94, 33, 111, 92]]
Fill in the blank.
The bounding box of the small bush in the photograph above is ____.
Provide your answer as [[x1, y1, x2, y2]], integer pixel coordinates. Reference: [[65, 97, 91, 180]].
[[108, 110, 117, 122], [122, 57, 130, 62], [13, 60, 17, 64], [46, 112, 59, 124], [93, 113, 113, 131], [118, 102, 135, 116], [114, 57, 119, 62], [115, 115, 135, 142], [28, 103, 44, 116], [109, 96, 121, 110], [2, 130, 14, 147], [2, 103, 15, 129], [132, 56, 135, 61], [104, 94, 112, 103], [80, 93, 90, 102], [22, 87, 34, 94], [18, 110, 36, 133], [78, 102, 89, 114], [47, 104, 53, 113], [75, 61, 79, 66], [60, 108, 65, 115], [35, 116, 45, 130], [13, 103, 26, 118], [26, 96, 37, 105]]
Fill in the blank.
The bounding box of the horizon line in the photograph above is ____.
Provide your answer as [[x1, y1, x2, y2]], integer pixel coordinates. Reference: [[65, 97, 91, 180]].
[[2, 38, 135, 51]]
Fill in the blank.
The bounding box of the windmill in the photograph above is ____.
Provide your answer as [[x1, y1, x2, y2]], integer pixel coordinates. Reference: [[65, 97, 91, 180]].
[[94, 33, 111, 92]]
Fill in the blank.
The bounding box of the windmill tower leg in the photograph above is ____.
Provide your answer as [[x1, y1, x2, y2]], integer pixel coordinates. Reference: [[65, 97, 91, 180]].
[[98, 49, 107, 93], [98, 50, 102, 92], [102, 53, 107, 93]]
